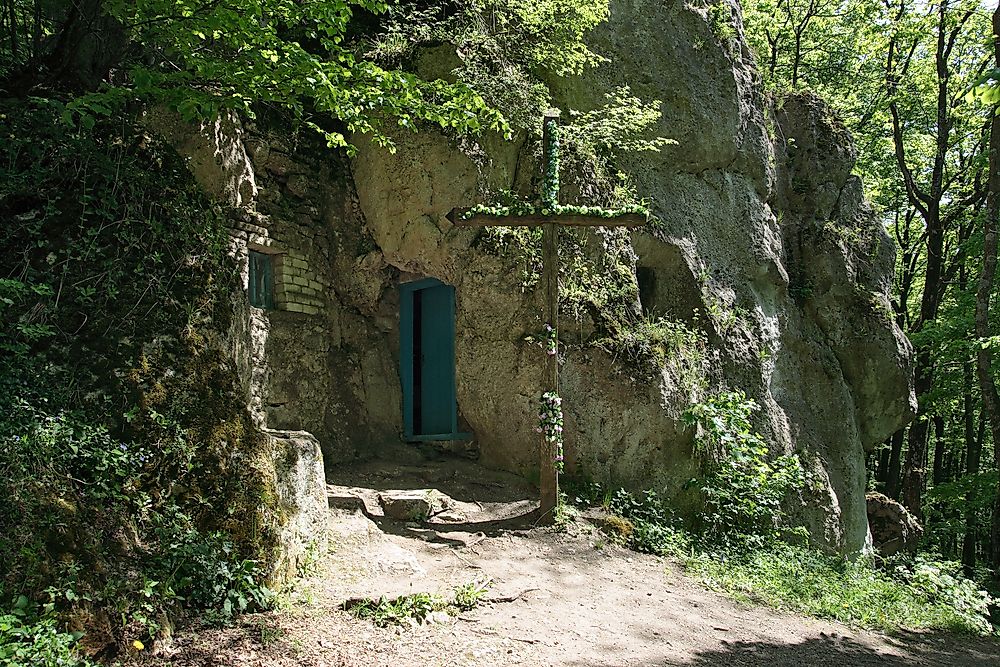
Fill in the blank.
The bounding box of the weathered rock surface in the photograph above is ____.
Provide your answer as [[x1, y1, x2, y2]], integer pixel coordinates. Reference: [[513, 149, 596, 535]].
[[866, 492, 923, 557], [379, 490, 439, 522], [267, 430, 330, 581], [157, 0, 915, 555], [345, 1, 914, 553]]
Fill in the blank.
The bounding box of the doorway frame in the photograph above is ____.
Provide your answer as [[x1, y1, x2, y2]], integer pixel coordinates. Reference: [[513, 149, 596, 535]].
[[399, 278, 470, 441]]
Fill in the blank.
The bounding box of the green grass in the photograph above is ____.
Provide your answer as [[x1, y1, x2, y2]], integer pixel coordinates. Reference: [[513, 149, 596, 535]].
[[684, 543, 996, 635], [567, 483, 996, 636]]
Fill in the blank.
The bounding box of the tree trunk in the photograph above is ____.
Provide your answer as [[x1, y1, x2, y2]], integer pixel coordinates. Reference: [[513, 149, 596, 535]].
[[932, 415, 947, 485], [962, 414, 984, 574], [7, 0, 20, 60], [978, 3, 1000, 574], [901, 404, 931, 517], [8, 0, 126, 93], [885, 428, 905, 500], [897, 0, 962, 519], [48, 0, 126, 90], [876, 435, 892, 490], [32, 0, 41, 60]]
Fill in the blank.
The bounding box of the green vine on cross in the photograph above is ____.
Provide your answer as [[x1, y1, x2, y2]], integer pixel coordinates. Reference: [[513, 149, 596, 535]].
[[448, 111, 648, 521]]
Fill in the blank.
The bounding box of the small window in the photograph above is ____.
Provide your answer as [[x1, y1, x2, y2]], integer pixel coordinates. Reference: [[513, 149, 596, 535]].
[[248, 250, 274, 309]]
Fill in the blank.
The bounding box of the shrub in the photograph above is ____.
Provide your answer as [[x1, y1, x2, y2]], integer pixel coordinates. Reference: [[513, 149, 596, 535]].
[[0, 98, 277, 650], [0, 597, 95, 667], [684, 391, 805, 549]]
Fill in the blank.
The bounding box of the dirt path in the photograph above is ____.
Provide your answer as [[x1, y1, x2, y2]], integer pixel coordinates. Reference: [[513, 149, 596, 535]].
[[129, 503, 1000, 667]]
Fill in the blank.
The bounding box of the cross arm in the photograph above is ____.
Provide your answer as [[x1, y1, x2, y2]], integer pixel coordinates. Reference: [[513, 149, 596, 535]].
[[447, 207, 647, 228]]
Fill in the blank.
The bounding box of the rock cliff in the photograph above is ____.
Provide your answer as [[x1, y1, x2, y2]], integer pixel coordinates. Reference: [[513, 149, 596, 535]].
[[158, 0, 914, 554]]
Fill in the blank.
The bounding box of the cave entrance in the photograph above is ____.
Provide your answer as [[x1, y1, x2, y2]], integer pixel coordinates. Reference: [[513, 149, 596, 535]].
[[400, 278, 465, 441], [637, 266, 657, 316]]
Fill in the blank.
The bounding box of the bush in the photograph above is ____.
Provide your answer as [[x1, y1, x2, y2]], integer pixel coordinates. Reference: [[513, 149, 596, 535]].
[[0, 98, 278, 650], [565, 391, 997, 636], [0, 597, 95, 667], [567, 483, 691, 556], [684, 391, 805, 549]]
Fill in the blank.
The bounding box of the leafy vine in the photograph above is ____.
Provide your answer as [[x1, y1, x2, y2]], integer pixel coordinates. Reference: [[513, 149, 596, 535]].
[[459, 202, 647, 220], [543, 116, 560, 207], [544, 322, 558, 357], [537, 391, 565, 472]]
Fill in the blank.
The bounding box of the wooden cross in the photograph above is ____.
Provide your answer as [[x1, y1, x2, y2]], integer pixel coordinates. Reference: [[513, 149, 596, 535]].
[[447, 110, 647, 521]]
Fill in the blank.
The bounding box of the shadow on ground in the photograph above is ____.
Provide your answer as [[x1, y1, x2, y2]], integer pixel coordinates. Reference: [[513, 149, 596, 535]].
[[567, 632, 1000, 667], [686, 633, 1000, 667], [326, 444, 543, 539]]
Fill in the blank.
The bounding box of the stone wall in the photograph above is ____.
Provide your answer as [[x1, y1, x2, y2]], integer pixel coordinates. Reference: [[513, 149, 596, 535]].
[[235, 137, 404, 469]]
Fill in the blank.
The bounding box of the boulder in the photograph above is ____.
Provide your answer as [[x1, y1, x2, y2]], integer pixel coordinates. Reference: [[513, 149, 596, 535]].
[[866, 492, 923, 557], [379, 490, 450, 522], [267, 430, 330, 581]]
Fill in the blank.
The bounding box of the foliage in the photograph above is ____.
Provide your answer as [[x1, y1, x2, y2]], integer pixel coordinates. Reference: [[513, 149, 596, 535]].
[[567, 483, 996, 634], [458, 202, 648, 220], [365, 0, 611, 129], [967, 68, 1000, 105], [543, 114, 561, 206], [902, 557, 995, 633], [11, 1, 505, 151], [345, 580, 491, 627], [0, 99, 278, 651], [0, 609, 96, 667], [566, 481, 690, 555], [538, 391, 565, 472], [686, 544, 996, 635], [347, 592, 443, 627], [451, 579, 491, 611], [684, 392, 805, 549], [563, 86, 676, 158], [595, 314, 707, 387], [923, 472, 999, 565]]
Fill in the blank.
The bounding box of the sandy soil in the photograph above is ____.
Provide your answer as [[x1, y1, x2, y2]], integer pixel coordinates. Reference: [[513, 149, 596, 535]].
[[122, 457, 1000, 667]]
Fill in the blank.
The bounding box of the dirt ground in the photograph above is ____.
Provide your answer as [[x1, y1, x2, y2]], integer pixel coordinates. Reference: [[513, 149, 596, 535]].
[[124, 455, 1000, 667]]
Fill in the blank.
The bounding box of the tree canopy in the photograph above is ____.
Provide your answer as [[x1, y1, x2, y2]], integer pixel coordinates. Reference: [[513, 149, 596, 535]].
[[1, 1, 623, 149]]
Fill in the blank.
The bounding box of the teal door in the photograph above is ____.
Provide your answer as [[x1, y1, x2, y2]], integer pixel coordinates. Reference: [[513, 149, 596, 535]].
[[400, 279, 468, 441]]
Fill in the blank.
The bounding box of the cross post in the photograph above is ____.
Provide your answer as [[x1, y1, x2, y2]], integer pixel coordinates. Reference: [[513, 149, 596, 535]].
[[447, 111, 647, 521]]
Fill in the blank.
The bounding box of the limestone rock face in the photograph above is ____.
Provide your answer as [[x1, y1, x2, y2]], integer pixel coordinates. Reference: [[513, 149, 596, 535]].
[[143, 107, 258, 207], [267, 430, 330, 581], [345, 0, 914, 554], [158, 0, 915, 555], [378, 490, 438, 522]]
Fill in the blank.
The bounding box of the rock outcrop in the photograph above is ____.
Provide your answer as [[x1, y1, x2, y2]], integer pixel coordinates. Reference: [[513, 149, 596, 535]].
[[347, 1, 914, 553], [156, 0, 915, 555], [268, 430, 330, 580], [866, 492, 923, 557]]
